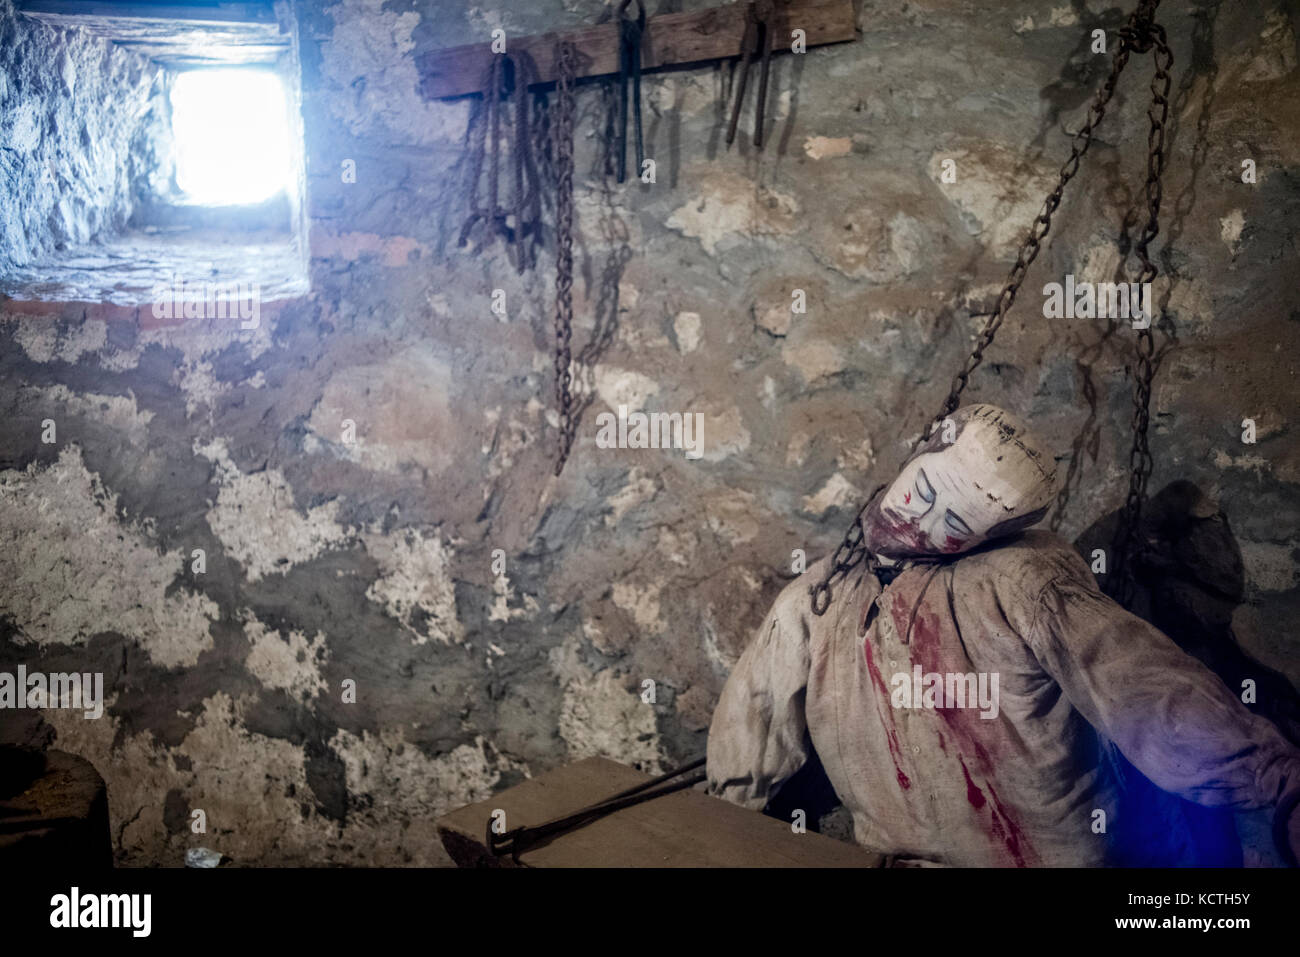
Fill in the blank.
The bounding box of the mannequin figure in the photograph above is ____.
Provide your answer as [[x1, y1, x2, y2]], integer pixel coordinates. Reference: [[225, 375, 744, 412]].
[[706, 404, 1300, 866]]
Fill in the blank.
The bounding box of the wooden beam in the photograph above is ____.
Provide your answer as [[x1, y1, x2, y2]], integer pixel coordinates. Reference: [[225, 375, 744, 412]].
[[415, 0, 856, 100]]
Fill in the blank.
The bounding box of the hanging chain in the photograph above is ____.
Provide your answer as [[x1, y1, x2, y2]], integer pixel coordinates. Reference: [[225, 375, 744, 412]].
[[458, 54, 543, 273], [458, 56, 497, 248], [552, 41, 579, 475], [1112, 4, 1173, 607], [810, 0, 1168, 615], [809, 486, 884, 615]]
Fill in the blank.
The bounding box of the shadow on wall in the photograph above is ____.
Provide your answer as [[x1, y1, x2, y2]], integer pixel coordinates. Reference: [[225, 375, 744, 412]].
[[1076, 479, 1300, 866], [1076, 479, 1300, 746]]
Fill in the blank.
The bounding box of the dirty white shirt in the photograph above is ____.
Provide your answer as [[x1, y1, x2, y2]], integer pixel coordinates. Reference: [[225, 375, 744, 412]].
[[706, 531, 1300, 866]]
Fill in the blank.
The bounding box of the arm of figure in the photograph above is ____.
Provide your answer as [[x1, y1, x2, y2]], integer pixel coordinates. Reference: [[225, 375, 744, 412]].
[[706, 581, 813, 811], [1021, 566, 1300, 825]]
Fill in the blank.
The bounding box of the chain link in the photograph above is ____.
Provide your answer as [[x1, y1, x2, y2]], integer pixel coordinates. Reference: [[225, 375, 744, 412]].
[[552, 42, 579, 475], [810, 0, 1169, 615], [1112, 4, 1173, 606], [809, 487, 884, 615]]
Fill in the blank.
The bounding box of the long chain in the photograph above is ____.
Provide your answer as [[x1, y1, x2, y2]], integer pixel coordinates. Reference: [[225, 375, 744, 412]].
[[553, 42, 579, 475], [1112, 6, 1173, 606], [810, 0, 1169, 615]]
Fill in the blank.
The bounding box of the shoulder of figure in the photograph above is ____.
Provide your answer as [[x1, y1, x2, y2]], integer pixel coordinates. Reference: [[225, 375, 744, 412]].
[[955, 529, 1097, 606], [763, 554, 836, 624], [776, 553, 833, 603]]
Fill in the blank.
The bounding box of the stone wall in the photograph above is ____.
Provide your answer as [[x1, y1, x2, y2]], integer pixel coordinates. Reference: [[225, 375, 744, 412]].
[[0, 0, 161, 272], [1, 0, 1297, 865]]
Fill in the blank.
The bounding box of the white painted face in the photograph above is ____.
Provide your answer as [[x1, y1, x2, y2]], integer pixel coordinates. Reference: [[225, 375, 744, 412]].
[[863, 405, 1057, 559]]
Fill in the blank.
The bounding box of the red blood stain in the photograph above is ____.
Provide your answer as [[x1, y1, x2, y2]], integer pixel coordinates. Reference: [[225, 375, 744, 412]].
[[896, 598, 957, 716], [959, 757, 986, 810], [886, 573, 1036, 866], [985, 781, 1029, 867], [942, 535, 965, 552], [862, 637, 911, 790], [862, 633, 890, 697], [904, 492, 911, 504], [865, 505, 934, 556], [892, 746, 911, 790]]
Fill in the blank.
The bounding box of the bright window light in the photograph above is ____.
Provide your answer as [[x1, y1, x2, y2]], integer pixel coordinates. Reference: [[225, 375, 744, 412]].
[[170, 69, 292, 206]]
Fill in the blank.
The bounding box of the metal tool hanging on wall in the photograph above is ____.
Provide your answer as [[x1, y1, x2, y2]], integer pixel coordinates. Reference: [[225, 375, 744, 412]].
[[423, 1, 856, 180], [458, 52, 544, 273], [431, 2, 858, 478], [615, 0, 647, 183], [726, 0, 776, 149]]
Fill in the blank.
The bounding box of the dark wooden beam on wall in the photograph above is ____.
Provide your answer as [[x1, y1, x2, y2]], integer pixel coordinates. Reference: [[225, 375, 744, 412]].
[[415, 0, 856, 101]]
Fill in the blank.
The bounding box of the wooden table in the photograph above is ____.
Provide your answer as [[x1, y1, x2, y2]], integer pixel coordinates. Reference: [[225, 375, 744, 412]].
[[437, 756, 881, 867]]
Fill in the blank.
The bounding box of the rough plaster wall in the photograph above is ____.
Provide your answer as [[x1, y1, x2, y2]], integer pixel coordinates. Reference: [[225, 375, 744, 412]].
[[1, 0, 1298, 865], [0, 0, 161, 272]]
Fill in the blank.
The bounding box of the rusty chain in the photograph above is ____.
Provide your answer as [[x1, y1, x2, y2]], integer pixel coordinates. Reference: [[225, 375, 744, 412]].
[[810, 0, 1171, 615], [552, 41, 579, 475], [458, 53, 542, 273], [1111, 5, 1173, 607], [809, 486, 885, 616]]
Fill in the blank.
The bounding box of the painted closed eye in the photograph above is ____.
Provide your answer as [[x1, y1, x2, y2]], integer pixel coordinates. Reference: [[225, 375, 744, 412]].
[[944, 510, 973, 537], [915, 468, 936, 504]]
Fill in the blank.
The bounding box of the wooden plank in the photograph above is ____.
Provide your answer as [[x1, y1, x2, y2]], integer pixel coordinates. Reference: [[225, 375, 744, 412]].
[[437, 756, 882, 868], [415, 0, 856, 100]]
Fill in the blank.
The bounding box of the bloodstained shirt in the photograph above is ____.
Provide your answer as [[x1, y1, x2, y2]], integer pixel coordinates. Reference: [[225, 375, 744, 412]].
[[706, 530, 1300, 866]]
